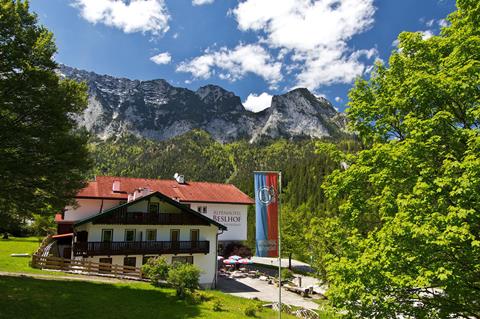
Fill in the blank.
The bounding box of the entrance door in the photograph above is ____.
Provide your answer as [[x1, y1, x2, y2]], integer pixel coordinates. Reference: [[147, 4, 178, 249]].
[[171, 229, 180, 251], [190, 229, 199, 249]]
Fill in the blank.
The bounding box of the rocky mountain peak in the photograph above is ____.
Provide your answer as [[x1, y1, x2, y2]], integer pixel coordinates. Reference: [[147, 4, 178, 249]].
[[59, 65, 348, 143]]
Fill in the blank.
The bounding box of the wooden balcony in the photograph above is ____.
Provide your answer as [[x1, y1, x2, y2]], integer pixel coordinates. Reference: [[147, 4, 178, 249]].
[[73, 240, 210, 257], [93, 209, 209, 226]]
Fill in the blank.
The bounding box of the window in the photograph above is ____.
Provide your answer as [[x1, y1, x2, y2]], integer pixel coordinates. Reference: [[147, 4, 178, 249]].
[[148, 202, 159, 214], [99, 258, 112, 273], [123, 257, 136, 269], [172, 256, 193, 264], [190, 229, 199, 242], [170, 229, 180, 242], [101, 229, 113, 242], [125, 229, 136, 242], [146, 229, 157, 241], [197, 206, 207, 214]]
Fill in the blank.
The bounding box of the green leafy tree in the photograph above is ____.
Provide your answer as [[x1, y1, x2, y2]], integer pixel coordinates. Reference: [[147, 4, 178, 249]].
[[0, 0, 91, 233], [30, 214, 55, 236], [321, 1, 480, 318]]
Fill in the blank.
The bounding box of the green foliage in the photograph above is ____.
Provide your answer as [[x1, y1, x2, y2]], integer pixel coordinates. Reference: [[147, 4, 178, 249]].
[[0, 0, 91, 232], [167, 262, 201, 298], [212, 300, 223, 312], [244, 305, 256, 317], [30, 214, 55, 236], [141, 257, 170, 285], [281, 268, 294, 281], [318, 1, 480, 318]]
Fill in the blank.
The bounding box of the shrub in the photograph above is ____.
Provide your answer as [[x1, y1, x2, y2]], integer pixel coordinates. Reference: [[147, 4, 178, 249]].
[[141, 257, 170, 285], [167, 262, 201, 298], [244, 305, 256, 317], [187, 291, 211, 304], [212, 300, 223, 312]]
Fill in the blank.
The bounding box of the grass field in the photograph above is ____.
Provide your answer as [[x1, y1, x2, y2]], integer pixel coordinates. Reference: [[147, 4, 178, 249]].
[[0, 237, 46, 274], [0, 275, 297, 319], [0, 238, 299, 318]]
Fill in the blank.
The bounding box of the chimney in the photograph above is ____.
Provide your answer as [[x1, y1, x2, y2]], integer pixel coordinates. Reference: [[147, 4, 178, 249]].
[[112, 180, 121, 192], [130, 187, 152, 201], [174, 173, 185, 184]]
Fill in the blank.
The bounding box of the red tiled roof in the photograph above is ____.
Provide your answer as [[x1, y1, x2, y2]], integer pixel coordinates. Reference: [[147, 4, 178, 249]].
[[76, 176, 254, 205]]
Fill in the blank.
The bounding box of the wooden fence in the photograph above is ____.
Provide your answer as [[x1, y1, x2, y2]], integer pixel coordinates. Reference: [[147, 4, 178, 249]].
[[31, 255, 143, 280]]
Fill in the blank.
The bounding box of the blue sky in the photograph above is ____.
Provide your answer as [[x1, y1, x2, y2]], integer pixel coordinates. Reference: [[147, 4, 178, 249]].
[[30, 0, 456, 112]]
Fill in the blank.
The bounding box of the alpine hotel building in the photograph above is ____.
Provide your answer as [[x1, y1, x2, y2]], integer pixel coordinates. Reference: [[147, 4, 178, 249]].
[[54, 175, 254, 288]]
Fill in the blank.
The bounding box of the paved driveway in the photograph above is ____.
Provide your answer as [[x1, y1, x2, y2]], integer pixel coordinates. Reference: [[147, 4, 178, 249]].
[[217, 275, 320, 310]]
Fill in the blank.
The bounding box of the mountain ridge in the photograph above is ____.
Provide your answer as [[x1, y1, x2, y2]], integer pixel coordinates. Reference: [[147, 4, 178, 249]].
[[58, 65, 348, 143]]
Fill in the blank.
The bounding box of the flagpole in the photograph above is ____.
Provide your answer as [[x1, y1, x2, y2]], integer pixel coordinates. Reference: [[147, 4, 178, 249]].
[[278, 171, 282, 319]]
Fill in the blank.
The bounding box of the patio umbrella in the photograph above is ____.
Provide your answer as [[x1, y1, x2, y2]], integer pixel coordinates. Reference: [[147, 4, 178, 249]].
[[238, 258, 253, 264], [223, 259, 239, 264], [228, 255, 242, 260]]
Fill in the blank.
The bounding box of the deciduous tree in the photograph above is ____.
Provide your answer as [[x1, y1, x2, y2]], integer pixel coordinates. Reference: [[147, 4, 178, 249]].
[[0, 0, 91, 232], [321, 0, 480, 317]]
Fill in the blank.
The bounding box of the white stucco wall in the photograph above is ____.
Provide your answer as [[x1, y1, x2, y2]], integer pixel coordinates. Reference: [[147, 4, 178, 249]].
[[64, 199, 122, 221], [185, 202, 248, 241], [75, 223, 218, 287]]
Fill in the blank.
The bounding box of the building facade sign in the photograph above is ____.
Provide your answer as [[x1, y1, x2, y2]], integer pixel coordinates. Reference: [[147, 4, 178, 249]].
[[187, 203, 248, 241]]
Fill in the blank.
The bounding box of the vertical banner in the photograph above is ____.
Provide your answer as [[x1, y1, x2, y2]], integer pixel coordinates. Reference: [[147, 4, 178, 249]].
[[254, 172, 279, 257]]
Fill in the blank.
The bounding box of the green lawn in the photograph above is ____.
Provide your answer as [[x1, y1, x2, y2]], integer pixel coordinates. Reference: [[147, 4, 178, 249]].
[[0, 276, 296, 319], [0, 238, 298, 318], [0, 237, 47, 274]]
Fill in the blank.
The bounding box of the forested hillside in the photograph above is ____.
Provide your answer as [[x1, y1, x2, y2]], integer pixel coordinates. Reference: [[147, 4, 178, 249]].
[[89, 130, 361, 252]]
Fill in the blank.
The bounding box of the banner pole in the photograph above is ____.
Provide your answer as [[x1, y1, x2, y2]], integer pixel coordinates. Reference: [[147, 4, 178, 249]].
[[278, 171, 282, 319]]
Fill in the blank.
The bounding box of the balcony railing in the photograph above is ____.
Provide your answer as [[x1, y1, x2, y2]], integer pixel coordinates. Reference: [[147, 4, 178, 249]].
[[73, 241, 210, 257], [93, 209, 209, 226]]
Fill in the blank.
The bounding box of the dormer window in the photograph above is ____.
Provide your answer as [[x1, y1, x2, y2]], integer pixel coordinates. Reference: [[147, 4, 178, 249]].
[[148, 202, 159, 214]]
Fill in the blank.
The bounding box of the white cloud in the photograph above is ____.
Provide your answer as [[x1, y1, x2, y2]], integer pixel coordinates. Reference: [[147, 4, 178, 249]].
[[150, 52, 171, 64], [426, 19, 435, 27], [192, 0, 214, 5], [392, 39, 400, 47], [438, 19, 448, 28], [335, 96, 342, 102], [72, 0, 170, 36], [231, 0, 377, 90], [296, 47, 378, 89], [243, 92, 273, 112], [233, 0, 375, 51], [176, 44, 282, 85], [420, 30, 434, 40]]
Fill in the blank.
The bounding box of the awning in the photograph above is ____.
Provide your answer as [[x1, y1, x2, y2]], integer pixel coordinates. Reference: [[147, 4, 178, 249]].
[[52, 233, 73, 239]]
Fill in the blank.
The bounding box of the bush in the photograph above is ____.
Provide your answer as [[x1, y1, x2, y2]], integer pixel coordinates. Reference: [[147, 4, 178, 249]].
[[167, 262, 201, 298], [281, 268, 294, 281], [141, 257, 170, 285], [212, 300, 223, 312], [244, 305, 256, 317], [187, 291, 211, 304]]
